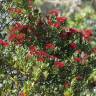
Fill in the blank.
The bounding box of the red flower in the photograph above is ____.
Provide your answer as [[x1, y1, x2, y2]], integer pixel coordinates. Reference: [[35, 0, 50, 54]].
[[29, 45, 37, 55], [45, 43, 55, 50], [13, 33, 25, 44], [37, 57, 45, 62], [48, 19, 60, 28], [69, 28, 79, 33], [16, 33, 25, 40], [82, 29, 93, 40], [74, 57, 81, 63], [9, 34, 17, 41], [57, 17, 67, 23], [36, 50, 48, 57], [48, 19, 54, 27], [70, 43, 77, 49], [10, 23, 24, 33], [9, 33, 25, 44], [53, 23, 60, 28], [0, 39, 9, 47], [29, 45, 37, 52], [48, 9, 61, 16], [54, 61, 64, 68], [2, 42, 9, 47]]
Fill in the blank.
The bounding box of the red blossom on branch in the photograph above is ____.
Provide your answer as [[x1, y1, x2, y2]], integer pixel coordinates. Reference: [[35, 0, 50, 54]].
[[9, 23, 24, 33], [52, 23, 60, 28], [36, 50, 48, 57], [54, 61, 64, 68], [9, 34, 17, 41], [70, 43, 77, 49], [0, 39, 9, 47], [57, 17, 67, 23], [74, 57, 81, 63], [29, 45, 37, 55], [69, 28, 79, 33], [2, 42, 9, 47], [16, 33, 25, 40], [82, 29, 93, 40], [45, 43, 55, 50]]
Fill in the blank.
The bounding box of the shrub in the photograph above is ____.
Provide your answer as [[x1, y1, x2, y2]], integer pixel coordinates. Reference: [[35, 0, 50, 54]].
[[0, 0, 96, 96]]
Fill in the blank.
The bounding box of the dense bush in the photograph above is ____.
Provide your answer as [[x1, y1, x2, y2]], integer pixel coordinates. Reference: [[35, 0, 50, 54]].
[[0, 0, 96, 96]]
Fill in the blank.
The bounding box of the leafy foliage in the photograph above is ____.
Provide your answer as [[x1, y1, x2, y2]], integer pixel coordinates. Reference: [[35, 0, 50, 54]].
[[0, 0, 96, 96]]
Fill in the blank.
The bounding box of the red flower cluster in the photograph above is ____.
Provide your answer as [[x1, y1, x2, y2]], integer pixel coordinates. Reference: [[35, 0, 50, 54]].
[[52, 23, 60, 28], [16, 33, 25, 40], [9, 33, 25, 44], [36, 50, 48, 58], [10, 23, 24, 33], [29, 45, 37, 52], [70, 43, 77, 49], [48, 19, 60, 28], [0, 39, 9, 47], [82, 29, 93, 40], [74, 57, 81, 63], [48, 18, 67, 29], [57, 17, 67, 23], [45, 43, 55, 50], [29, 45, 60, 62], [9, 34, 17, 41], [29, 45, 37, 55], [69, 28, 79, 33], [47, 10, 67, 28], [54, 61, 64, 68]]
